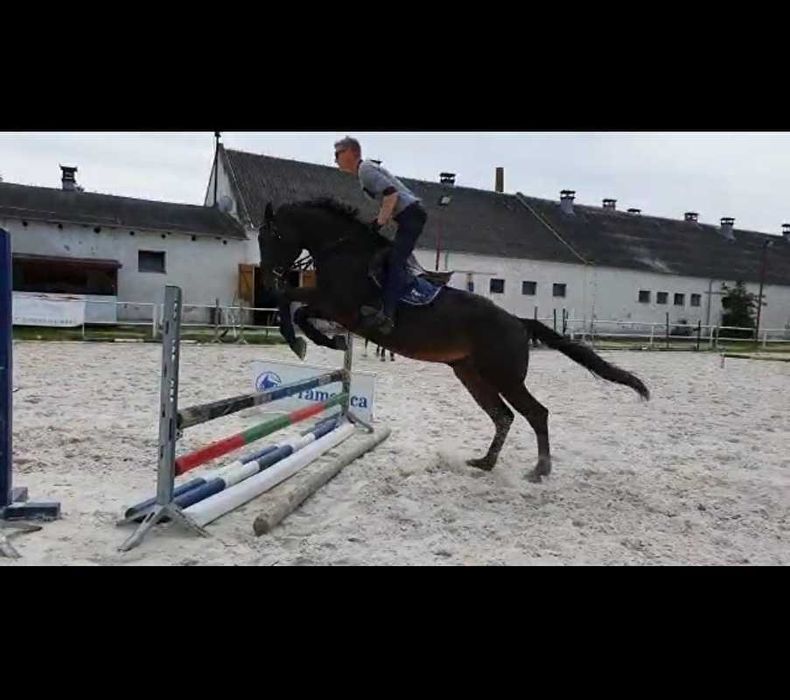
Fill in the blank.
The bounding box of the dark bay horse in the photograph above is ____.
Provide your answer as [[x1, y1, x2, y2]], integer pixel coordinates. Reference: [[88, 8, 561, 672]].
[[258, 198, 649, 482]]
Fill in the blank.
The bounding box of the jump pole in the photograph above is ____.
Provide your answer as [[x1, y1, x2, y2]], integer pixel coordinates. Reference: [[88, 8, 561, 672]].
[[183, 422, 356, 527], [124, 417, 340, 522], [1, 228, 60, 558]]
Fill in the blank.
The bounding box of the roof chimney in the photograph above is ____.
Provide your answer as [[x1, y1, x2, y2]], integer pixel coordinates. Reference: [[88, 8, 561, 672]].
[[720, 217, 735, 241], [560, 190, 575, 215], [684, 212, 699, 223], [602, 198, 617, 211], [627, 208, 641, 215], [495, 167, 505, 193], [782, 223, 790, 243], [60, 165, 78, 192], [440, 172, 456, 186]]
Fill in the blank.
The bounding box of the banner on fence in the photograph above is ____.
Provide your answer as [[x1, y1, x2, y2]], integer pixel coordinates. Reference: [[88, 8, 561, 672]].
[[12, 292, 86, 328], [251, 359, 376, 423]]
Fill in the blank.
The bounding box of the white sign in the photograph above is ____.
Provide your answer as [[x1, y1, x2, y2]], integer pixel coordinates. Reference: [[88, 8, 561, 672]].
[[12, 292, 86, 328], [251, 359, 376, 423]]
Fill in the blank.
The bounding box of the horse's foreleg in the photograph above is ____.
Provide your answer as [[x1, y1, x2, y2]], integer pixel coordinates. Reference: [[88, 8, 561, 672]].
[[294, 306, 348, 351], [275, 297, 307, 360], [277, 287, 348, 359]]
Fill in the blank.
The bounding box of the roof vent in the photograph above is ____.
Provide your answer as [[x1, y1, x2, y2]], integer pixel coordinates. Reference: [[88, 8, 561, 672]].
[[782, 223, 790, 243], [602, 198, 617, 211], [440, 172, 456, 186], [720, 217, 736, 241], [684, 212, 699, 223], [627, 208, 641, 215], [60, 165, 78, 192], [560, 189, 575, 215], [495, 167, 504, 193]]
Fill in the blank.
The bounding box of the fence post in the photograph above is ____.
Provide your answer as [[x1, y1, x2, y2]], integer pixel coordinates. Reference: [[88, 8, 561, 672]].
[[665, 312, 670, 349], [696, 320, 701, 352], [649, 324, 655, 349], [553, 309, 557, 333], [763, 330, 768, 349], [213, 298, 220, 343]]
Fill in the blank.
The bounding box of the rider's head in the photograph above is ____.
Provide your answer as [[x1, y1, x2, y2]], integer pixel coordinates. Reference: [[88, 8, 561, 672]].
[[334, 136, 362, 173]]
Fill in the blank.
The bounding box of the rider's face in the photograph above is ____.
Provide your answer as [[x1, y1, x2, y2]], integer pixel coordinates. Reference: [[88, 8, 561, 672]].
[[334, 147, 359, 173]]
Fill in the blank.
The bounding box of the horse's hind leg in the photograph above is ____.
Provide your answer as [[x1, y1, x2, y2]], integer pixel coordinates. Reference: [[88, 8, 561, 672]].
[[452, 360, 514, 471], [500, 384, 551, 483]]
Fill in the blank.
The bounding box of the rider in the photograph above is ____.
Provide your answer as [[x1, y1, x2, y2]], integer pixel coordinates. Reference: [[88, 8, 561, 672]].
[[334, 136, 427, 335]]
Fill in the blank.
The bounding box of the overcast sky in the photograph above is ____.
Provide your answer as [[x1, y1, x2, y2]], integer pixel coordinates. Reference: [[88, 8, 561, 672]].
[[1, 132, 788, 234]]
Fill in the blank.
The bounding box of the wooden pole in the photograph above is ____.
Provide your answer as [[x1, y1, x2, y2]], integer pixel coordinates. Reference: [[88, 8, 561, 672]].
[[253, 428, 391, 536]]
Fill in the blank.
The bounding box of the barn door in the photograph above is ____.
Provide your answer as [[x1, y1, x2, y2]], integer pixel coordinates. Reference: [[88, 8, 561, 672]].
[[301, 270, 317, 288], [238, 263, 256, 305]]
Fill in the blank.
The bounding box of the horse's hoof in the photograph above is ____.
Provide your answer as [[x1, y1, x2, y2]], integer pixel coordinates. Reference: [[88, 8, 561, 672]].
[[526, 458, 552, 483], [467, 457, 495, 472], [291, 338, 308, 360]]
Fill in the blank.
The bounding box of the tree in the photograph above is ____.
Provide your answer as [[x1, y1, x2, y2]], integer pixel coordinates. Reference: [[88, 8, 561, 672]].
[[720, 281, 757, 338]]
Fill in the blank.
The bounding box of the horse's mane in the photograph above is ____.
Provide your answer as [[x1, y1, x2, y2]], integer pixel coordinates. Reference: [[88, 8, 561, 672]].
[[296, 198, 363, 223], [284, 198, 390, 247]]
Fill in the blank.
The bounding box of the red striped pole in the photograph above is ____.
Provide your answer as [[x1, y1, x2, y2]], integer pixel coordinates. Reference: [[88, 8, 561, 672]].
[[175, 393, 347, 476]]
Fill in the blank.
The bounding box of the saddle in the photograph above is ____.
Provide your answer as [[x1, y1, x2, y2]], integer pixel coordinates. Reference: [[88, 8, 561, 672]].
[[368, 248, 453, 290], [367, 248, 451, 309]]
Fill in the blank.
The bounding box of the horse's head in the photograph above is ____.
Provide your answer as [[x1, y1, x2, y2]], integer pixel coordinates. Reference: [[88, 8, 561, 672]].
[[258, 203, 304, 291]]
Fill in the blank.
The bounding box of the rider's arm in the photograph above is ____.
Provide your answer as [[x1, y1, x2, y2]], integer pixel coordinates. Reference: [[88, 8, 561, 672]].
[[377, 191, 399, 226], [359, 162, 399, 227]]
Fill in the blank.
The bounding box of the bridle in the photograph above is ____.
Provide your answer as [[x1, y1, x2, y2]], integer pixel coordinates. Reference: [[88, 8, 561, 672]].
[[262, 213, 354, 283]]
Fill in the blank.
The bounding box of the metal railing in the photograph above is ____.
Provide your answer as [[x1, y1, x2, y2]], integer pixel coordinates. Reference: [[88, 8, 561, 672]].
[[537, 313, 790, 350]]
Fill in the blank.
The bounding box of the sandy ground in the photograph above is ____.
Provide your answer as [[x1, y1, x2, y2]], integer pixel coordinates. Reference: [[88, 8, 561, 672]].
[[2, 340, 788, 566]]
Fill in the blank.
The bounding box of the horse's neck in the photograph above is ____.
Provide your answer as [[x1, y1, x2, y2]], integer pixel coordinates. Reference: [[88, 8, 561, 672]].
[[304, 219, 376, 267]]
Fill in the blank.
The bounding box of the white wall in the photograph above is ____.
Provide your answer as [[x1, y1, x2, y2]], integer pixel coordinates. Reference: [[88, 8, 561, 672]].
[[414, 247, 790, 334], [2, 217, 249, 320]]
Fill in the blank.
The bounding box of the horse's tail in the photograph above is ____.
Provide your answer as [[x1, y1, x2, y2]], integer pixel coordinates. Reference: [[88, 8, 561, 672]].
[[521, 319, 650, 400]]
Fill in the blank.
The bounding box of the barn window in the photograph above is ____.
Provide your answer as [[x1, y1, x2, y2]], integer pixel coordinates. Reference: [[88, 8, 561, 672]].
[[691, 294, 701, 307], [638, 290, 651, 303], [490, 278, 505, 294], [553, 283, 566, 298], [657, 292, 668, 305], [674, 293, 685, 306], [138, 250, 166, 274], [522, 281, 537, 296]]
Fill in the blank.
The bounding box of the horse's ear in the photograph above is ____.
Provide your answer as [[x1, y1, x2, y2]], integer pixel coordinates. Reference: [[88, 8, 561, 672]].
[[264, 203, 274, 226]]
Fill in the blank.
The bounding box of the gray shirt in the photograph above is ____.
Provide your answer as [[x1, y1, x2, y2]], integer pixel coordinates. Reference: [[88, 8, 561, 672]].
[[358, 160, 421, 216]]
